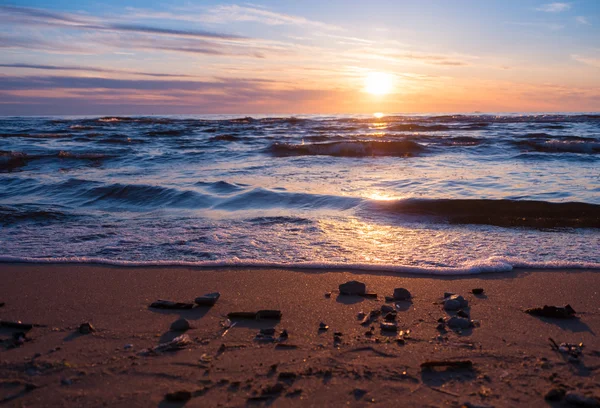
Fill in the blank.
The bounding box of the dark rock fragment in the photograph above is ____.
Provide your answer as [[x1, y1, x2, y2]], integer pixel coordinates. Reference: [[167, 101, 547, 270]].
[[194, 292, 220, 306], [380, 322, 398, 332], [318, 322, 329, 331], [472, 288, 484, 295], [256, 310, 282, 320], [339, 280, 366, 296], [170, 318, 190, 332], [384, 312, 397, 322], [78, 322, 95, 334], [525, 304, 576, 318], [150, 300, 194, 309], [0, 320, 33, 330], [260, 328, 276, 336], [393, 288, 412, 301]]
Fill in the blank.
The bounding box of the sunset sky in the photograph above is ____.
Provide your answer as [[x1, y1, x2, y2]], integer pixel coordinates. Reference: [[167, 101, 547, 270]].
[[1, 1, 599, 115]]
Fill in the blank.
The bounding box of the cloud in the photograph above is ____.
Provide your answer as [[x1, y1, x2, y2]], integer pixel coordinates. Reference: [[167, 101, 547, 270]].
[[535, 2, 571, 12], [184, 4, 341, 31], [507, 21, 564, 30], [571, 54, 600, 68], [575, 16, 590, 25], [0, 5, 245, 40], [0, 63, 197, 78]]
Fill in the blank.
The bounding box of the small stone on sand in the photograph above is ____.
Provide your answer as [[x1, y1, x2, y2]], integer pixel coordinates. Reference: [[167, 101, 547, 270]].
[[170, 318, 191, 332], [78, 322, 95, 334], [194, 292, 220, 306], [380, 322, 398, 332], [472, 288, 484, 295], [446, 316, 473, 330], [393, 288, 412, 301], [339, 280, 366, 296], [444, 295, 468, 311]]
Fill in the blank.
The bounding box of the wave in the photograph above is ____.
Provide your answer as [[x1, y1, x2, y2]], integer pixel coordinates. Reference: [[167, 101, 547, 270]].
[[81, 183, 213, 209], [513, 140, 600, 154], [0, 255, 598, 275], [369, 198, 600, 228], [0, 205, 73, 225], [267, 140, 425, 157], [213, 188, 361, 211], [388, 124, 450, 132]]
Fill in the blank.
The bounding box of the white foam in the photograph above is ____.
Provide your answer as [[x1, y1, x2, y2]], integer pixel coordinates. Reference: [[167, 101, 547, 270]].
[[0, 255, 598, 275]]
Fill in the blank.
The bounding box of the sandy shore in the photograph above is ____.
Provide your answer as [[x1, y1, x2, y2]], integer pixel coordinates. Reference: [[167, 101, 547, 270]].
[[1, 264, 599, 407]]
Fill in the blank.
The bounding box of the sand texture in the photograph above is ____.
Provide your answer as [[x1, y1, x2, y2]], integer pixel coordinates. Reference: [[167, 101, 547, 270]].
[[1, 264, 599, 407]]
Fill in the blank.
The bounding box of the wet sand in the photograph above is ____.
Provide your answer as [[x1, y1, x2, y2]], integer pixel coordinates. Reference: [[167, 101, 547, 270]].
[[1, 264, 599, 407]]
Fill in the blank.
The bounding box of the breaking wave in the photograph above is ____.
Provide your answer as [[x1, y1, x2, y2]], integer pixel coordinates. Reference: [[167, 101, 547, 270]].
[[0, 255, 598, 275]]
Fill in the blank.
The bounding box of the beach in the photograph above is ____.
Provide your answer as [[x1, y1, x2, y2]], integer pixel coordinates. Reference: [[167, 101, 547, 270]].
[[1, 264, 599, 407]]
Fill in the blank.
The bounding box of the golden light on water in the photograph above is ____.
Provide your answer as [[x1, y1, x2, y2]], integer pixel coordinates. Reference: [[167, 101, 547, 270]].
[[373, 112, 384, 118], [364, 72, 394, 95]]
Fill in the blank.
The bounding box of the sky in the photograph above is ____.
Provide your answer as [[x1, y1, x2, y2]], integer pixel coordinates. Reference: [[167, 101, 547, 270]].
[[1, 0, 599, 115]]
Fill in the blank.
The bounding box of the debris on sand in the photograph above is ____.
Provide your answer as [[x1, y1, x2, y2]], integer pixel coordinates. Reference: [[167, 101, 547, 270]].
[[165, 390, 192, 402], [78, 322, 95, 334], [446, 316, 473, 330], [525, 304, 576, 318], [0, 302, 4, 308], [194, 292, 220, 306], [0, 320, 33, 330], [384, 312, 397, 322], [360, 309, 381, 325], [318, 322, 329, 331], [443, 294, 468, 311], [472, 288, 484, 295], [381, 305, 394, 314], [324, 292, 332, 298], [149, 299, 194, 310], [421, 360, 473, 370], [170, 318, 191, 332], [380, 322, 398, 332], [227, 310, 282, 320], [141, 334, 191, 355], [339, 280, 366, 296], [393, 288, 412, 301], [549, 338, 584, 361]]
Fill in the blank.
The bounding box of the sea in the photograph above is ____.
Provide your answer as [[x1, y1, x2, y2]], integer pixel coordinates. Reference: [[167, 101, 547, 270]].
[[1, 113, 599, 274]]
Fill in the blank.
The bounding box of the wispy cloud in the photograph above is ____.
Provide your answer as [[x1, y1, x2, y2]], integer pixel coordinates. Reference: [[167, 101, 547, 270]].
[[123, 4, 341, 31], [188, 4, 341, 31], [0, 63, 197, 78], [535, 2, 571, 13], [571, 54, 600, 68], [507, 21, 564, 30], [0, 5, 246, 40], [575, 16, 590, 25]]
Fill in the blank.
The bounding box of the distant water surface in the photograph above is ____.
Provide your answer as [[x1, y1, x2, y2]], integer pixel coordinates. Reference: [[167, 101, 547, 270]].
[[1, 113, 599, 274]]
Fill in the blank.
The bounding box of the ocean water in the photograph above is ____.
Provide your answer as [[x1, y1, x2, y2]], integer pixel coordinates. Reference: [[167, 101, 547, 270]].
[[1, 113, 599, 274]]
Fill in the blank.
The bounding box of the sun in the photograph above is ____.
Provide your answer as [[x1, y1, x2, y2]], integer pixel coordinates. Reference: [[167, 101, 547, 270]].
[[364, 72, 394, 95]]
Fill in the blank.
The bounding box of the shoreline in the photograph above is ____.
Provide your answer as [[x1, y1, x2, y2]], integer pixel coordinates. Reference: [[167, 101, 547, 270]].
[[1, 264, 599, 407]]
